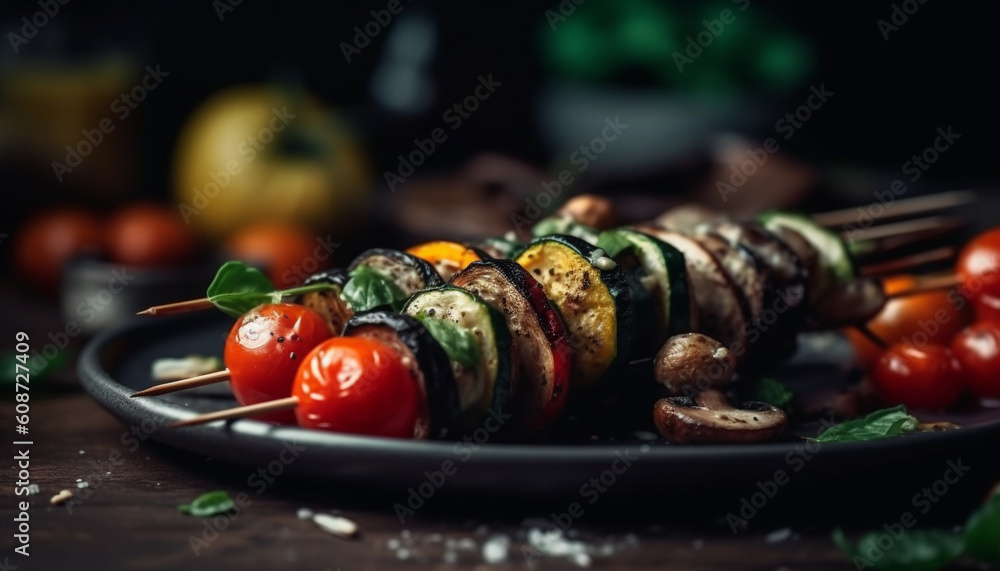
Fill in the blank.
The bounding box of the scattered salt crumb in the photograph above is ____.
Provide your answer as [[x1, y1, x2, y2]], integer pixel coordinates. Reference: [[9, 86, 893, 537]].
[[425, 533, 442, 543], [296, 508, 313, 520], [27, 484, 40, 495], [573, 552, 591, 567], [78, 450, 85, 455], [50, 489, 73, 505], [105, 472, 111, 475], [443, 550, 458, 564], [765, 527, 792, 544], [396, 547, 410, 560], [482, 535, 510, 564], [313, 513, 358, 538], [76, 481, 89, 489], [692, 539, 704, 550], [387, 539, 401, 550], [76, 478, 82, 482], [401, 529, 412, 539], [455, 537, 476, 550]]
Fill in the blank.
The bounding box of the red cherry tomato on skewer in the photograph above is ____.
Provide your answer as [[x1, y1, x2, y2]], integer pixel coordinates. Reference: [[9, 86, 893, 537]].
[[957, 228, 1000, 301], [871, 343, 965, 411], [951, 321, 1000, 400], [224, 303, 333, 424], [293, 337, 420, 438]]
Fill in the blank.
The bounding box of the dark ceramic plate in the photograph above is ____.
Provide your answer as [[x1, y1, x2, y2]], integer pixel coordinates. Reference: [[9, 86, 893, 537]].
[[78, 313, 1000, 499]]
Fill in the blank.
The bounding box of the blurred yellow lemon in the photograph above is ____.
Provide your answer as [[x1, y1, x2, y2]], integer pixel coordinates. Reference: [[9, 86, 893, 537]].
[[172, 85, 370, 239]]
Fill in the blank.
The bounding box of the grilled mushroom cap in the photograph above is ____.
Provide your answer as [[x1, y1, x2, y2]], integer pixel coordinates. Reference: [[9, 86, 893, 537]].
[[557, 194, 619, 230], [654, 333, 736, 396], [653, 389, 787, 444]]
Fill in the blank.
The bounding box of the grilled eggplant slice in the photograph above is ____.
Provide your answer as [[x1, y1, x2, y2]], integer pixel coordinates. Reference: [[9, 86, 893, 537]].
[[759, 211, 855, 305], [345, 249, 444, 312], [451, 259, 572, 429], [298, 268, 353, 335], [344, 310, 461, 439], [515, 235, 634, 389], [634, 226, 749, 356], [403, 286, 514, 426]]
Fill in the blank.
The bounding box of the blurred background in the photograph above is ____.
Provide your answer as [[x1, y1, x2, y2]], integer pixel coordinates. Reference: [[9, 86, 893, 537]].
[[1, 0, 996, 371]]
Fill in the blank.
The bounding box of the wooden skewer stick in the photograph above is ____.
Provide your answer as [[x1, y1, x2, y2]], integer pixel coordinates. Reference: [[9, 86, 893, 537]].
[[813, 189, 975, 228], [170, 397, 299, 428], [130, 369, 232, 398], [888, 274, 962, 299], [859, 247, 956, 277], [137, 298, 215, 317], [842, 215, 964, 243]]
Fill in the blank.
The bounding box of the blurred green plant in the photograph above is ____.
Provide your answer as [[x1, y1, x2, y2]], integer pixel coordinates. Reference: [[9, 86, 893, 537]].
[[541, 0, 814, 93]]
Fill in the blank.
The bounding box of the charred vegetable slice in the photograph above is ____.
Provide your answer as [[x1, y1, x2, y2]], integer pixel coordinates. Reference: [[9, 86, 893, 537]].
[[345, 249, 443, 312], [759, 211, 855, 304], [597, 229, 691, 343], [634, 226, 747, 355], [515, 235, 634, 389], [298, 269, 353, 334], [403, 286, 514, 425], [405, 241, 487, 282], [451, 259, 572, 430], [344, 310, 461, 439]]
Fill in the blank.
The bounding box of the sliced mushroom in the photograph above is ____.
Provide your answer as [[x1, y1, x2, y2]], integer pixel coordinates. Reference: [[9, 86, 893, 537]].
[[557, 194, 618, 230], [654, 333, 736, 396], [653, 389, 787, 444]]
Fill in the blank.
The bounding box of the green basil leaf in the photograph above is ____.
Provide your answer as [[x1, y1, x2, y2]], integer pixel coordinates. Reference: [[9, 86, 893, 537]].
[[416, 315, 480, 369], [964, 492, 1000, 563], [813, 405, 919, 443], [754, 378, 794, 409], [178, 490, 235, 517], [206, 261, 278, 317], [596, 230, 634, 258], [341, 265, 407, 312]]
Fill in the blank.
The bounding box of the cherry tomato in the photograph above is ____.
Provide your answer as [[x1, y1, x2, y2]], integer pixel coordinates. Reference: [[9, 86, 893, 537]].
[[292, 337, 419, 438], [846, 275, 970, 367], [225, 223, 326, 288], [871, 343, 965, 410], [973, 295, 1000, 325], [224, 303, 333, 424], [951, 321, 1000, 399], [14, 207, 103, 292], [105, 203, 197, 266], [957, 228, 1000, 301]]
